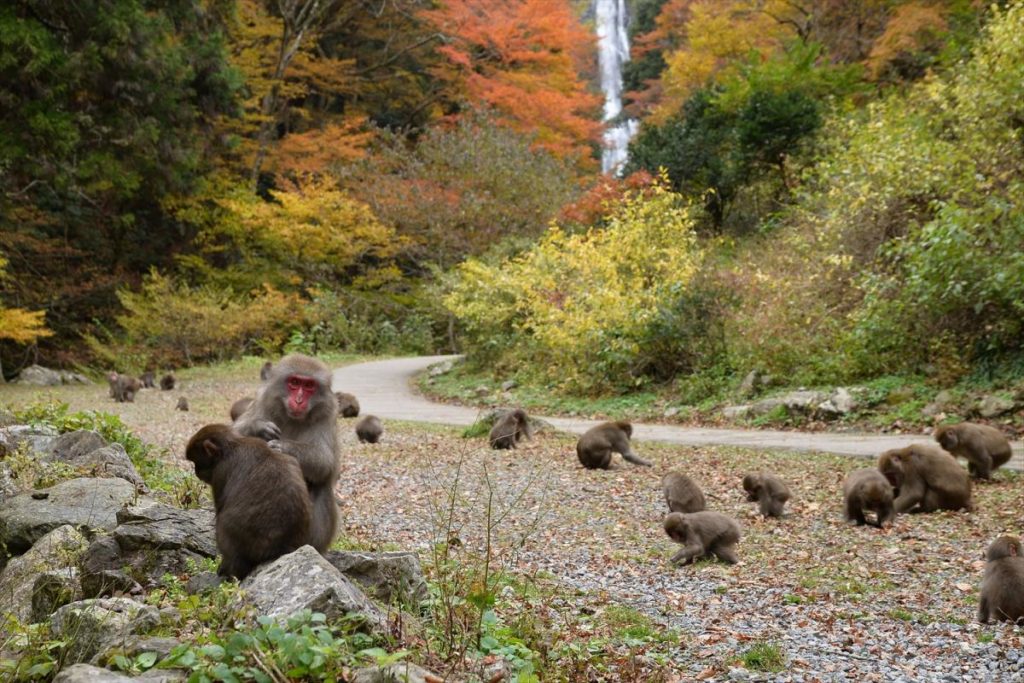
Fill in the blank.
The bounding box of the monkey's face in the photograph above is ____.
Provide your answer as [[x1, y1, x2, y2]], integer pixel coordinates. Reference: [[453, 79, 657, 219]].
[[937, 430, 957, 450], [285, 375, 320, 420]]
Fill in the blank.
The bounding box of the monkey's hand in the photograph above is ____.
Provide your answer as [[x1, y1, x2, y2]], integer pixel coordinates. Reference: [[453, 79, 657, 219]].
[[252, 420, 281, 442]]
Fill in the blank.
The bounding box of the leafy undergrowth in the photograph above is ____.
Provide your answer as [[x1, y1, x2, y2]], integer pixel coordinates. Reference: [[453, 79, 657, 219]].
[[419, 361, 1024, 437]]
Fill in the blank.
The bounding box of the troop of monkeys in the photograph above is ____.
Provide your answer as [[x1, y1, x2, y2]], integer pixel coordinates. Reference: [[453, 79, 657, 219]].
[[179, 356, 1021, 624], [106, 370, 176, 403], [489, 408, 1022, 623]]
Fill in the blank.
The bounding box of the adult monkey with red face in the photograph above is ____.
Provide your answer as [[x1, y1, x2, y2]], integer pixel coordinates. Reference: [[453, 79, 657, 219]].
[[234, 354, 340, 553]]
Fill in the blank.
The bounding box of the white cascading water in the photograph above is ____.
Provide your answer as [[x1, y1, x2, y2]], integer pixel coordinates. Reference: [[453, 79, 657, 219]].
[[595, 0, 639, 174]]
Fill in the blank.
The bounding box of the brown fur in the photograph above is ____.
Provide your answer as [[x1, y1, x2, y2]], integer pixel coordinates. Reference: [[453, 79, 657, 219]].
[[335, 391, 360, 418], [935, 422, 1012, 480], [662, 471, 706, 513], [260, 361, 273, 381], [355, 415, 383, 444], [108, 373, 142, 403], [234, 354, 340, 552], [140, 371, 156, 389], [489, 409, 531, 450], [978, 535, 1024, 623], [664, 511, 740, 565], [742, 472, 791, 518], [160, 372, 176, 390], [576, 421, 651, 469], [229, 397, 254, 422], [176, 397, 189, 412], [877, 443, 973, 514], [186, 424, 311, 580], [843, 468, 894, 528]]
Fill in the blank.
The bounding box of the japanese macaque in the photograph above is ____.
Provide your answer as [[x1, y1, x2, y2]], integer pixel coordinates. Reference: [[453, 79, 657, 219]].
[[576, 421, 651, 469], [260, 361, 273, 381], [186, 424, 311, 580], [742, 472, 791, 518], [355, 415, 383, 444], [234, 354, 340, 553], [229, 397, 254, 422], [978, 535, 1024, 624], [489, 409, 531, 450], [335, 392, 360, 418], [140, 371, 156, 389], [843, 468, 895, 528], [662, 471, 706, 513], [160, 372, 176, 390], [176, 397, 189, 412], [934, 422, 1012, 480], [877, 443, 973, 513], [108, 373, 142, 403], [664, 511, 740, 565]]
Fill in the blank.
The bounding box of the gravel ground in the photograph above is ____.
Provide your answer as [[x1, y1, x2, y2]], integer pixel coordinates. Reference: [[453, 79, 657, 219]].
[[3, 370, 1024, 681]]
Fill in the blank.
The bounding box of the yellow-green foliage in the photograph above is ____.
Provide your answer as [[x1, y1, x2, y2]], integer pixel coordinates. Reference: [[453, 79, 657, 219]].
[[94, 271, 304, 365], [727, 2, 1024, 382], [445, 183, 702, 394]]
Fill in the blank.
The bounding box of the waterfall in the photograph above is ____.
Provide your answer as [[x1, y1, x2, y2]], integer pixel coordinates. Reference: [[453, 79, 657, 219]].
[[595, 0, 639, 175]]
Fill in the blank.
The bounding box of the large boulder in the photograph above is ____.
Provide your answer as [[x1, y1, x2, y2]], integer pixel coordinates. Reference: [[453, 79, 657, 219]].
[[47, 431, 108, 462], [0, 425, 59, 458], [816, 387, 859, 418], [54, 664, 185, 682], [15, 365, 63, 386], [112, 505, 216, 557], [974, 394, 1016, 419], [44, 432, 147, 491], [0, 477, 138, 554], [0, 524, 87, 623], [51, 597, 160, 664], [241, 545, 387, 635], [325, 550, 428, 606]]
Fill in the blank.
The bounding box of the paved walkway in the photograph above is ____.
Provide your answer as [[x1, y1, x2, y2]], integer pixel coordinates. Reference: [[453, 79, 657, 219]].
[[333, 355, 1024, 467]]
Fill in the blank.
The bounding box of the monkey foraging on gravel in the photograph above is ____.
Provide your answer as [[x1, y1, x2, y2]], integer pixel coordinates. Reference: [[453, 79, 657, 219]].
[[978, 535, 1024, 624], [742, 472, 791, 518], [489, 409, 531, 450], [186, 424, 311, 580], [160, 372, 176, 390], [260, 361, 273, 381], [140, 371, 156, 389], [576, 421, 651, 469], [229, 397, 254, 422], [934, 422, 1012, 480], [355, 415, 383, 444], [877, 443, 973, 514], [234, 354, 340, 553], [664, 511, 740, 565], [108, 372, 142, 403], [335, 391, 360, 418], [662, 471, 706, 513], [176, 397, 189, 412], [843, 468, 895, 528]]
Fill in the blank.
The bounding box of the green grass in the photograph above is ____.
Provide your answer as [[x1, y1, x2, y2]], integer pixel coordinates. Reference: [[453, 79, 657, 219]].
[[739, 642, 786, 672]]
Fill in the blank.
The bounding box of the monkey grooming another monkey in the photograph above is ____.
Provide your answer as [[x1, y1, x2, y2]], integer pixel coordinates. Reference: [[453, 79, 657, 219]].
[[176, 397, 189, 412], [664, 511, 740, 565], [576, 421, 651, 469], [843, 468, 895, 528], [335, 391, 360, 418], [935, 422, 1012, 480], [234, 354, 340, 553], [355, 415, 383, 443], [662, 471, 706, 513], [742, 472, 791, 518], [877, 443, 973, 514], [260, 361, 273, 381], [229, 397, 254, 422], [978, 535, 1024, 624], [186, 424, 311, 580], [160, 372, 176, 390], [489, 409, 531, 450]]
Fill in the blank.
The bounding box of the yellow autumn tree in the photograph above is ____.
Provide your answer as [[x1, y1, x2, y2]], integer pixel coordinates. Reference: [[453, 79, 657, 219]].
[[0, 253, 52, 381]]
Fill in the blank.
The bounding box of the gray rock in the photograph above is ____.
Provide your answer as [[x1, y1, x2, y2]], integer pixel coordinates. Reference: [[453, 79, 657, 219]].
[[325, 550, 429, 606], [473, 385, 490, 397], [53, 664, 185, 683], [80, 536, 141, 598], [0, 424, 59, 458], [817, 387, 858, 418], [51, 597, 160, 664], [69, 444, 147, 492], [0, 524, 87, 623], [350, 662, 443, 683], [113, 505, 216, 557], [738, 370, 762, 397], [185, 571, 222, 594], [32, 568, 81, 622], [500, 380, 518, 391], [242, 545, 387, 635], [428, 359, 454, 377], [0, 462, 16, 502], [723, 405, 751, 420], [47, 431, 108, 462], [96, 635, 182, 665], [0, 477, 138, 554], [663, 406, 680, 418], [933, 390, 954, 406], [59, 372, 92, 385], [975, 395, 1016, 419], [885, 386, 915, 406], [15, 364, 63, 386]]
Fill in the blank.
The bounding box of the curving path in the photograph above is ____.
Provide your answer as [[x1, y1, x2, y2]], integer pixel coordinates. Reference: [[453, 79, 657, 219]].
[[333, 355, 1024, 467]]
